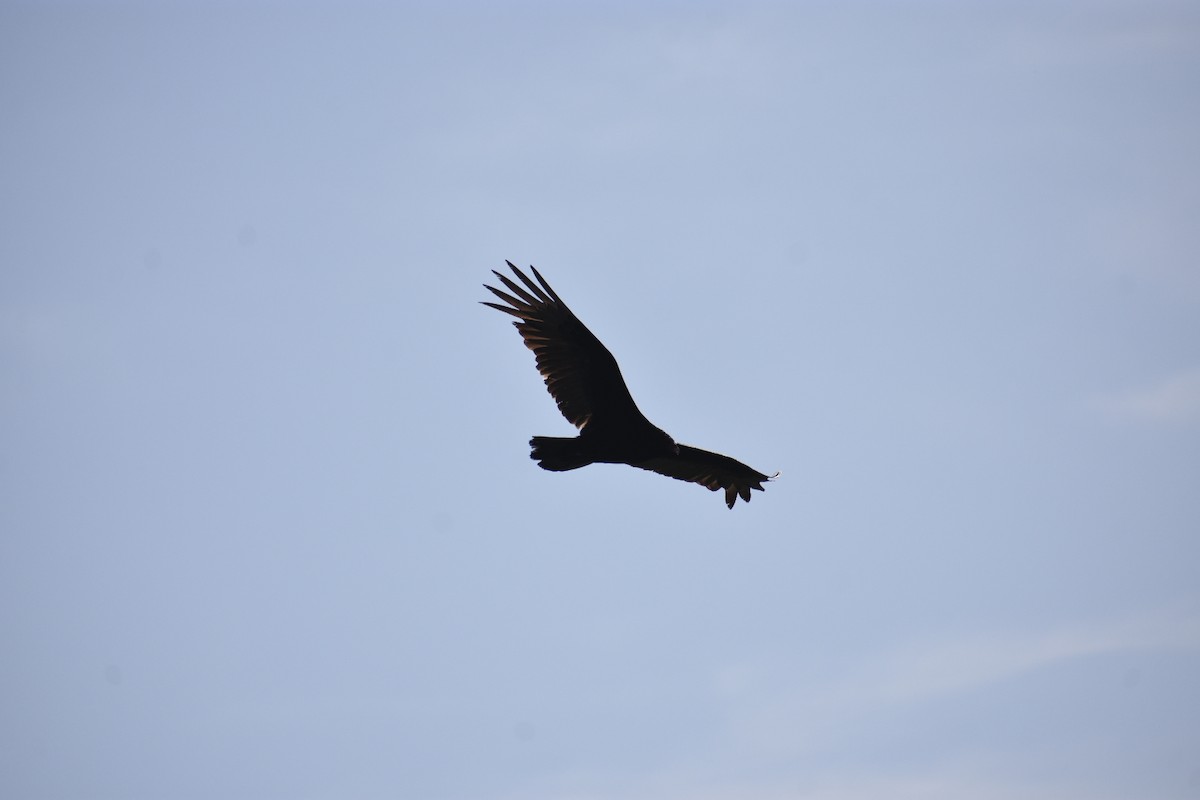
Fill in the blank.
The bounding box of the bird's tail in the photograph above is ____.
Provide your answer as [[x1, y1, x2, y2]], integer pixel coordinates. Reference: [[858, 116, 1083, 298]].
[[529, 436, 594, 472]]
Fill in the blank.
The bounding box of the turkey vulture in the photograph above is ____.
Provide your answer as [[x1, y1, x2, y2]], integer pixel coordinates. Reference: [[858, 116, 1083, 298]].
[[483, 261, 776, 508]]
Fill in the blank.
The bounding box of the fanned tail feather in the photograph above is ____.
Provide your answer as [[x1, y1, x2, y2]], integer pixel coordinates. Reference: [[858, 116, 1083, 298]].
[[529, 436, 594, 472]]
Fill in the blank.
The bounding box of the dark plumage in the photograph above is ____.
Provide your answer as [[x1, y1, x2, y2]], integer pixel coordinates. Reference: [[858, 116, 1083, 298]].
[[483, 261, 776, 508]]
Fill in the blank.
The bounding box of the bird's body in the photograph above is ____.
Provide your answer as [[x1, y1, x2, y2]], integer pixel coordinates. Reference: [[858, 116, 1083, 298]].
[[483, 262, 775, 508]]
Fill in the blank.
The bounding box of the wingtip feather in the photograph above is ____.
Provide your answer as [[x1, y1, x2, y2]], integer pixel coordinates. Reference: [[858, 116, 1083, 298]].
[[529, 264, 565, 306], [481, 301, 527, 319]]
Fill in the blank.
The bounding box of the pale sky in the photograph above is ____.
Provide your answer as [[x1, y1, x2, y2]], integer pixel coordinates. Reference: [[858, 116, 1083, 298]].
[[3, 2, 1199, 799]]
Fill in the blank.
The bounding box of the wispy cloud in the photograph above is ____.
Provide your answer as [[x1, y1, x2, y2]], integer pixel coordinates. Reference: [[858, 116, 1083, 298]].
[[852, 611, 1200, 707], [1101, 366, 1200, 426], [728, 609, 1199, 749], [666, 609, 1200, 800], [1000, 13, 1200, 70], [499, 613, 1196, 800]]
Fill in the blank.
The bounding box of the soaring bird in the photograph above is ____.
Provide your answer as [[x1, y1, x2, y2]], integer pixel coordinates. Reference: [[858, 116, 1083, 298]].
[[483, 262, 776, 508]]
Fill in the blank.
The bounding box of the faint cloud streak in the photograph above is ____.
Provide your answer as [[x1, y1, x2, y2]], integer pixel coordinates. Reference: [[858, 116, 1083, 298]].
[[727, 609, 1200, 761], [1101, 366, 1200, 426]]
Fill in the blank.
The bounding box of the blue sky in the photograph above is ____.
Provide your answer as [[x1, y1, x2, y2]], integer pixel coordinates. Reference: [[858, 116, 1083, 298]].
[[3, 2, 1199, 798]]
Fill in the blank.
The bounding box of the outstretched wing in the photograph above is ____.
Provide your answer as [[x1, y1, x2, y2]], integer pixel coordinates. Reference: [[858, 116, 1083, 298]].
[[482, 262, 641, 429], [636, 444, 776, 509]]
